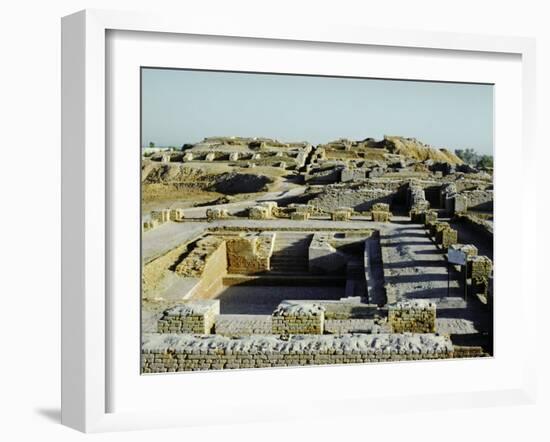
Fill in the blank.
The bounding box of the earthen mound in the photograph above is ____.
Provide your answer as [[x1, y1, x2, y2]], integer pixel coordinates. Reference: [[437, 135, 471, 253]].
[[383, 136, 463, 165], [213, 172, 273, 194]]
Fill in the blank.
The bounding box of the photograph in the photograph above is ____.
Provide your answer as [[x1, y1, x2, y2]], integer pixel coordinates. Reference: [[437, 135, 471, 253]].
[[140, 68, 494, 373]]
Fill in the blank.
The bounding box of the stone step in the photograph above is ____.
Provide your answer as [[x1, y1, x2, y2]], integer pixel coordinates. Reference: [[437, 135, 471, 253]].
[[273, 239, 311, 246], [270, 256, 309, 271], [271, 255, 309, 263], [272, 250, 309, 256], [273, 242, 309, 249], [271, 262, 308, 269]]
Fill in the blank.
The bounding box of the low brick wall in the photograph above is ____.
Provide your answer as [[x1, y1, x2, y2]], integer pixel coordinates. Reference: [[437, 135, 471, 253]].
[[468, 255, 492, 281], [142, 219, 159, 232], [448, 243, 478, 259], [308, 187, 394, 212], [169, 208, 185, 221], [429, 221, 450, 238], [436, 227, 458, 249], [272, 301, 325, 335], [388, 300, 436, 333], [151, 209, 170, 223], [249, 205, 270, 219], [290, 212, 310, 220], [206, 208, 229, 220], [141, 333, 455, 372], [331, 207, 352, 221], [453, 346, 486, 358], [424, 210, 438, 225], [372, 211, 390, 222], [248, 201, 278, 220], [371, 203, 391, 222], [157, 300, 220, 334]]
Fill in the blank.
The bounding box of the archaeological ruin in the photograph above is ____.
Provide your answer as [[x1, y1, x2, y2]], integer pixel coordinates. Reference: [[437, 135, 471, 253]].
[[141, 135, 494, 373]]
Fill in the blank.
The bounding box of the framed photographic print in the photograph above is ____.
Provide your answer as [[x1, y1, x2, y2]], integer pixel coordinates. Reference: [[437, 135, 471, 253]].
[[61, 9, 537, 432]]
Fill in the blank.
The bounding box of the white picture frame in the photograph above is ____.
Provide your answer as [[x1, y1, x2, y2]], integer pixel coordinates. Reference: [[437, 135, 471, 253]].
[[61, 9, 537, 433]]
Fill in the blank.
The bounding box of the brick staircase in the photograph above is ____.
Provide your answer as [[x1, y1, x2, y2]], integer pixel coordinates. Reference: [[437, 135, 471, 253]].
[[270, 232, 312, 273]]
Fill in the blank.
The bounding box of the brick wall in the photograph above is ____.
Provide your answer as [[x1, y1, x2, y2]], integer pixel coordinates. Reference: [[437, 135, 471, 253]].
[[388, 300, 436, 333], [141, 333, 454, 372], [272, 301, 325, 335], [157, 300, 220, 334]]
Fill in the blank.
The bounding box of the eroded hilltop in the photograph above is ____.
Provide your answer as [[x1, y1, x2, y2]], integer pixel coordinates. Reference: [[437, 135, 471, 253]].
[[142, 135, 480, 211]]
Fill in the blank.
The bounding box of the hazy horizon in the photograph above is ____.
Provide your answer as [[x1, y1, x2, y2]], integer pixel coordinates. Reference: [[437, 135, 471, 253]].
[[141, 68, 494, 155]]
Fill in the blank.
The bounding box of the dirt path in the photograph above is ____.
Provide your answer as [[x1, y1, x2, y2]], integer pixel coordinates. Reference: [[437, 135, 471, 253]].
[[380, 222, 464, 308], [380, 221, 491, 337]]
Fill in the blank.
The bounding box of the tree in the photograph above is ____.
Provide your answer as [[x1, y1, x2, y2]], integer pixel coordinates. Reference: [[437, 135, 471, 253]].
[[454, 148, 479, 165], [455, 148, 493, 169], [476, 155, 493, 169], [149, 141, 155, 148]]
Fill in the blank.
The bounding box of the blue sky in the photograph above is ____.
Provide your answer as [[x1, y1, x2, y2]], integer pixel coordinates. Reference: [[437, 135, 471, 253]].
[[141, 68, 493, 155]]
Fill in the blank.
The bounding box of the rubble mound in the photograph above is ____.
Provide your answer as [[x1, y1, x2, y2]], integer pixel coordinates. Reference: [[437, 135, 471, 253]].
[[213, 172, 273, 194], [142, 163, 211, 184], [384, 135, 463, 165]]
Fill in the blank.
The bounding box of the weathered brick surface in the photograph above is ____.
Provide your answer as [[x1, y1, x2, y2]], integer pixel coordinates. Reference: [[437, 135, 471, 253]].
[[468, 255, 493, 281], [157, 300, 220, 335], [141, 333, 455, 372], [424, 210, 438, 225], [249, 205, 270, 219], [436, 227, 458, 249], [142, 219, 159, 232], [174, 236, 226, 277], [448, 243, 478, 258], [331, 208, 352, 221], [151, 209, 170, 223], [272, 301, 325, 335], [206, 208, 229, 220], [388, 300, 436, 333], [226, 233, 274, 274], [431, 221, 450, 237], [290, 212, 310, 221], [371, 211, 390, 222], [169, 208, 185, 221]]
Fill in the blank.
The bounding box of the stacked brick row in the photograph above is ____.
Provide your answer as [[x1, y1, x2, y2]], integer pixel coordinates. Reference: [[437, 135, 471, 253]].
[[448, 243, 478, 259], [143, 208, 184, 232], [467, 255, 493, 298], [371, 203, 391, 222], [436, 227, 458, 249], [141, 333, 454, 372], [271, 301, 325, 335], [427, 221, 458, 250], [388, 300, 436, 333], [331, 207, 353, 221], [142, 219, 159, 232], [206, 208, 229, 220], [468, 255, 493, 280], [157, 300, 220, 335], [412, 209, 438, 225], [248, 201, 278, 220], [151, 209, 170, 223], [288, 204, 312, 221]]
